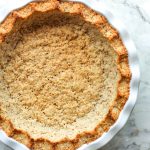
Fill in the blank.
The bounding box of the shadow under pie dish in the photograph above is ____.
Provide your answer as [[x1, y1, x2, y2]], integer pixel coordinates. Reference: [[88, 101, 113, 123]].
[[0, 0, 131, 149]]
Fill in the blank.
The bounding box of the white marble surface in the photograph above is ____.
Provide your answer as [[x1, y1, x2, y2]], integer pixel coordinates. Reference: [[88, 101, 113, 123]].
[[0, 0, 150, 150]]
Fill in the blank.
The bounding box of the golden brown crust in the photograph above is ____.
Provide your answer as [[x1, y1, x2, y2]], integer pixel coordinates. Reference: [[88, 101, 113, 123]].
[[75, 133, 97, 149], [10, 129, 32, 148], [0, 116, 14, 136], [55, 141, 75, 150], [31, 138, 54, 150], [0, 0, 131, 149]]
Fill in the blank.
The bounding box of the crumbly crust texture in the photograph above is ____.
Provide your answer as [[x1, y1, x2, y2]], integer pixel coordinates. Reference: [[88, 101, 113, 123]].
[[0, 0, 131, 149]]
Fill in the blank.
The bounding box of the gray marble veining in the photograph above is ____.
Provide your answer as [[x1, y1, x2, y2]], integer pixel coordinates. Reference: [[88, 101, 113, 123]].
[[0, 0, 150, 150]]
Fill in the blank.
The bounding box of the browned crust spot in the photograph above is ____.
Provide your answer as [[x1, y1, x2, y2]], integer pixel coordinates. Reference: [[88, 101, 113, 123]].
[[0, 0, 131, 149], [55, 141, 75, 150], [0, 116, 14, 136], [10, 129, 32, 148], [31, 138, 54, 150], [75, 133, 97, 149]]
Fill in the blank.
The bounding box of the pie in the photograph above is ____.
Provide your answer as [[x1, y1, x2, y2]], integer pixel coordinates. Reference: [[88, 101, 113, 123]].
[[0, 0, 131, 149]]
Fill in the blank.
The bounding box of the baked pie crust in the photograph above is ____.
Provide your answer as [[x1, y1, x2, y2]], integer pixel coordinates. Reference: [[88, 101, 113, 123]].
[[0, 0, 131, 149]]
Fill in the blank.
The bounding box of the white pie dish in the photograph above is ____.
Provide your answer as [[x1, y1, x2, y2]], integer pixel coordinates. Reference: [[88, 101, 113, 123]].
[[0, 0, 140, 150]]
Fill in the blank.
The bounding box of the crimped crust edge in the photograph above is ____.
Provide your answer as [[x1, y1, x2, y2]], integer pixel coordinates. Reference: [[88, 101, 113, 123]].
[[0, 1, 131, 149]]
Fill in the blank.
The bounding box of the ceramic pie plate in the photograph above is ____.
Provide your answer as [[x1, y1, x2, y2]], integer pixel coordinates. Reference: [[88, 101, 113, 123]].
[[0, 0, 140, 150]]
